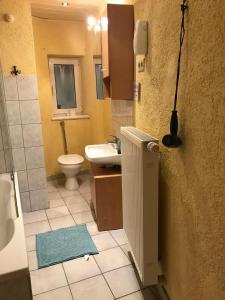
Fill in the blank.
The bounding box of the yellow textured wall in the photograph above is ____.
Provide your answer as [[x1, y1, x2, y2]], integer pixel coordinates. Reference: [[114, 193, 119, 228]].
[[134, 0, 225, 299], [32, 18, 112, 176], [0, 0, 36, 74]]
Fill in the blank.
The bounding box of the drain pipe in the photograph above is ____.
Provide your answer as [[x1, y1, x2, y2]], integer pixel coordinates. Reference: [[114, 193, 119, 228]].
[[60, 121, 68, 155]]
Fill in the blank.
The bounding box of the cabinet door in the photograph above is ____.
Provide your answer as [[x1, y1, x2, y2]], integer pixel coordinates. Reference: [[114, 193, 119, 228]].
[[108, 4, 134, 100]]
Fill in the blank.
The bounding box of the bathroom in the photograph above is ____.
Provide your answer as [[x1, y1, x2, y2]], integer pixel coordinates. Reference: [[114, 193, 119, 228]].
[[0, 0, 224, 299]]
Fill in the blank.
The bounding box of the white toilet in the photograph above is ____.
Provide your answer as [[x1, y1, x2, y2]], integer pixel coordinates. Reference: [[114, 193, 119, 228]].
[[57, 154, 84, 190]]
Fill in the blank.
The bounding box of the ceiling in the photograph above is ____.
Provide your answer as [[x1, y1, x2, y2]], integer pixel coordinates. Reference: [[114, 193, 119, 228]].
[[30, 0, 106, 21]]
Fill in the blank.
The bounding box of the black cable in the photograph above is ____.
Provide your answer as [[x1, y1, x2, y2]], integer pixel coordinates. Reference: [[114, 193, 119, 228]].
[[173, 0, 188, 110], [162, 0, 188, 148]]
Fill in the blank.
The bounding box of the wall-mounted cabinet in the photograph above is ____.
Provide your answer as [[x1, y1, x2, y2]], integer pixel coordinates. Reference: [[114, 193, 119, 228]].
[[101, 4, 134, 100]]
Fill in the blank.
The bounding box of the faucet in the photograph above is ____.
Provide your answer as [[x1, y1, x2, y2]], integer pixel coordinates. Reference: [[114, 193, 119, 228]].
[[107, 135, 121, 154], [108, 135, 118, 144]]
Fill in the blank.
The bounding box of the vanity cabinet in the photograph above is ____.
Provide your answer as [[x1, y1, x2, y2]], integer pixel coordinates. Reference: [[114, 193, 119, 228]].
[[90, 163, 123, 231], [101, 4, 134, 100]]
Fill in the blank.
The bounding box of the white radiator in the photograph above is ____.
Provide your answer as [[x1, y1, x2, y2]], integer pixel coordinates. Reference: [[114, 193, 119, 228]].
[[121, 126, 159, 286]]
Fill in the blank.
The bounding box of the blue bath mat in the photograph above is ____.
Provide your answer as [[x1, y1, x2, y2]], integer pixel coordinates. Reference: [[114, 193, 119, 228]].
[[36, 224, 98, 268]]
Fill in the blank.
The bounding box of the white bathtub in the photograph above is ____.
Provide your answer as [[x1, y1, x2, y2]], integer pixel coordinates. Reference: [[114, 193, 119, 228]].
[[0, 173, 32, 300]]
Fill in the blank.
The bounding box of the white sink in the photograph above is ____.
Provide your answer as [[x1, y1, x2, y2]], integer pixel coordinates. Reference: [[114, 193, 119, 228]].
[[85, 143, 121, 165]]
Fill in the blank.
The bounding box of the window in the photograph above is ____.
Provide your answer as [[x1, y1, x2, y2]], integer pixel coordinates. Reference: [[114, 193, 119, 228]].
[[49, 57, 82, 116], [94, 58, 103, 99]]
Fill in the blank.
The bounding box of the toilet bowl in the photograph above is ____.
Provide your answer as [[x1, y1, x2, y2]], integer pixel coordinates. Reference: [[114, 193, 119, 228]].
[[57, 154, 84, 190]]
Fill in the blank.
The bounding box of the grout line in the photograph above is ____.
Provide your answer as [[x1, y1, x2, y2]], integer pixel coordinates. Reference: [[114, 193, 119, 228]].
[[61, 264, 75, 300], [92, 256, 116, 299], [31, 283, 68, 298], [108, 231, 121, 247]]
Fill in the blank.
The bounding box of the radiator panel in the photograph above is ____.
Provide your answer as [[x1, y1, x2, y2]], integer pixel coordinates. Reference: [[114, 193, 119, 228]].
[[121, 126, 159, 286]]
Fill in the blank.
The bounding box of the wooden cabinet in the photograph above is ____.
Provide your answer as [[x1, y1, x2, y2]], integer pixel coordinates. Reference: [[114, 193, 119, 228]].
[[101, 4, 134, 100], [90, 163, 123, 231]]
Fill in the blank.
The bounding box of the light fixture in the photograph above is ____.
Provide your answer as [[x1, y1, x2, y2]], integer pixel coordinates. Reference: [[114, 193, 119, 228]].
[[101, 17, 108, 31], [62, 2, 69, 7], [87, 16, 107, 32], [94, 23, 101, 32], [87, 16, 96, 28]]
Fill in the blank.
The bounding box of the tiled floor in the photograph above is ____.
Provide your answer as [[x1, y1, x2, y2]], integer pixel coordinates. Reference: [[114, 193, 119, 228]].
[[23, 173, 159, 300]]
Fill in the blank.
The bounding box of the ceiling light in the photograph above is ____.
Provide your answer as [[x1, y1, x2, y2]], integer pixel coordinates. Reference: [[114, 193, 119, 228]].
[[62, 2, 69, 6], [94, 23, 101, 32], [87, 16, 96, 28], [101, 17, 108, 31]]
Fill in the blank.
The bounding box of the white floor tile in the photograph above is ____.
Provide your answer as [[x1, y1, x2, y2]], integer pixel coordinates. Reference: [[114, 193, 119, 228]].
[[110, 229, 128, 245], [30, 264, 67, 295], [28, 251, 38, 271], [33, 286, 73, 300], [47, 191, 62, 200], [66, 197, 90, 214], [25, 221, 50, 236], [49, 215, 75, 230], [119, 289, 157, 300], [48, 198, 65, 208], [104, 265, 140, 298], [72, 210, 94, 224], [63, 256, 101, 284], [46, 206, 70, 219], [47, 184, 57, 193], [82, 192, 92, 204], [64, 193, 87, 205], [86, 222, 103, 236], [70, 275, 114, 300], [58, 188, 81, 198], [23, 210, 47, 224], [79, 181, 91, 194], [26, 235, 36, 251], [92, 232, 117, 251], [120, 243, 131, 257], [94, 247, 130, 273]]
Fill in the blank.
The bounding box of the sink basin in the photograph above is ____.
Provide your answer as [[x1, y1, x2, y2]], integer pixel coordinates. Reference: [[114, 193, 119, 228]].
[[85, 143, 121, 165]]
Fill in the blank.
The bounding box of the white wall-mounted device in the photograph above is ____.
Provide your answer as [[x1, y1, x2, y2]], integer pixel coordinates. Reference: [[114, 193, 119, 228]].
[[133, 20, 148, 55]]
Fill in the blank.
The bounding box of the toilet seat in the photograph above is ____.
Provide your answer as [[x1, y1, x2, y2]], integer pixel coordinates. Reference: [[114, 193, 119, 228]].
[[57, 154, 84, 165]]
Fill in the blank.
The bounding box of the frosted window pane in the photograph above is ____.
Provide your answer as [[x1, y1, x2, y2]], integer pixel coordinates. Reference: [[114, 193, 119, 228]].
[[54, 64, 77, 109], [95, 63, 103, 99]]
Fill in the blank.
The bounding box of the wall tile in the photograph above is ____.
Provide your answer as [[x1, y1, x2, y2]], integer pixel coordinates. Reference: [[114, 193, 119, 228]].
[[111, 100, 134, 137], [27, 168, 47, 191], [4, 149, 13, 172], [0, 128, 3, 150], [25, 146, 45, 169], [20, 192, 31, 212], [17, 75, 38, 100], [20, 100, 41, 124], [0, 150, 6, 173], [9, 125, 23, 148], [30, 189, 48, 211], [22, 124, 43, 147], [0, 106, 6, 126], [3, 76, 18, 100], [1, 125, 11, 149], [17, 170, 29, 192], [6, 101, 21, 125], [12, 148, 26, 171]]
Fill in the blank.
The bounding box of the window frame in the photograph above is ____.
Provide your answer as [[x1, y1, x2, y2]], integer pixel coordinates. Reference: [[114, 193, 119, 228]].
[[49, 57, 82, 116]]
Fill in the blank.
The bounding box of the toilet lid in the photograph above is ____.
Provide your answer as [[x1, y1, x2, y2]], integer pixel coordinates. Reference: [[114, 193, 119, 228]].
[[57, 154, 84, 165]]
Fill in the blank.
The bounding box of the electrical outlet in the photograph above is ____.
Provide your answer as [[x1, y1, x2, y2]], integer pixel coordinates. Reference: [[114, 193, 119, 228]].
[[138, 58, 145, 72]]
